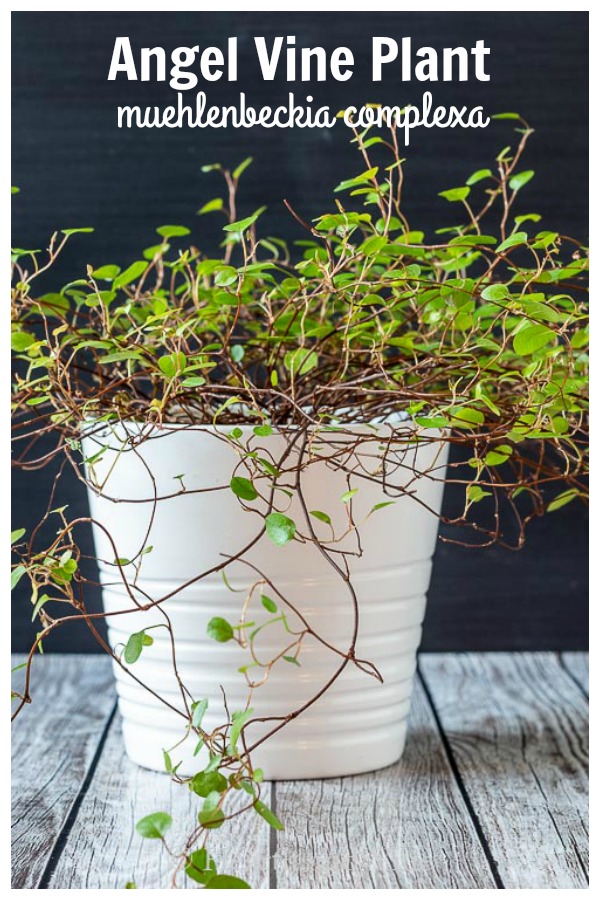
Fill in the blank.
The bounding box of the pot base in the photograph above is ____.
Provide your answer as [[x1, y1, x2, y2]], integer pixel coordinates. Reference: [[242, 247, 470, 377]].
[[120, 713, 409, 781]]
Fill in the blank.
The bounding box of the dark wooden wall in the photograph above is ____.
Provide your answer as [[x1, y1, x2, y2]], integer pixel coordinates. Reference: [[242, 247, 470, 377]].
[[11, 11, 588, 652]]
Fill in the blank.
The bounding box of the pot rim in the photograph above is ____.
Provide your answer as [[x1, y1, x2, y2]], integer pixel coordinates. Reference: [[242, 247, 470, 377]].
[[80, 409, 421, 438]]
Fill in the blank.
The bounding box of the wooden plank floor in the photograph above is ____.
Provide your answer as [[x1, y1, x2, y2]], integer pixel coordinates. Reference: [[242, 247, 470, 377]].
[[11, 653, 588, 890]]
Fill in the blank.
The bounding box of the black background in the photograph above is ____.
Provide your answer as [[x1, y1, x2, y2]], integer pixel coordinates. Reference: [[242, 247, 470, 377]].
[[12, 11, 588, 652]]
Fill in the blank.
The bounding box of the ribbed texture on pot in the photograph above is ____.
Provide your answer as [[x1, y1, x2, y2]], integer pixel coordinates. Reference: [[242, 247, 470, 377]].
[[83, 422, 447, 779]]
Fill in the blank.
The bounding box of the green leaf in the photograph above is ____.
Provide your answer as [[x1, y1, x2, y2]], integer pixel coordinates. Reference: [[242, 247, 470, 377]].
[[156, 225, 191, 239], [124, 631, 145, 664], [513, 323, 554, 356], [198, 805, 225, 829], [98, 350, 143, 364], [92, 264, 121, 281], [508, 170, 534, 191], [360, 235, 387, 256], [11, 331, 35, 352], [310, 510, 331, 525], [450, 407, 485, 429], [283, 655, 301, 666], [190, 770, 228, 797], [36, 292, 70, 317], [205, 754, 222, 773], [163, 750, 172, 773], [496, 232, 528, 253], [254, 799, 284, 830], [259, 457, 279, 477], [12, 247, 42, 263], [284, 349, 318, 377], [231, 344, 244, 363], [143, 243, 169, 260], [205, 875, 252, 889], [484, 445, 513, 466], [230, 476, 258, 501], [265, 512, 296, 546], [182, 376, 206, 387], [414, 415, 450, 429], [341, 489, 358, 503], [570, 328, 589, 350], [532, 230, 558, 250], [135, 812, 172, 839], [369, 501, 396, 514], [11, 528, 26, 545], [31, 593, 53, 621], [334, 167, 378, 192], [466, 168, 492, 186], [185, 849, 217, 885], [207, 617, 234, 642], [158, 352, 186, 377], [11, 186, 20, 194], [113, 261, 148, 289], [492, 112, 521, 120], [61, 227, 94, 236], [467, 484, 492, 503], [229, 708, 254, 751], [261, 594, 277, 613], [514, 213, 541, 225], [11, 565, 27, 590], [481, 284, 509, 302], [223, 209, 263, 234], [198, 198, 224, 215], [438, 186, 470, 202], [214, 266, 238, 287], [232, 156, 253, 180], [547, 489, 581, 513], [253, 424, 273, 437], [192, 698, 209, 729], [212, 394, 243, 422], [125, 882, 137, 888], [448, 234, 496, 249]]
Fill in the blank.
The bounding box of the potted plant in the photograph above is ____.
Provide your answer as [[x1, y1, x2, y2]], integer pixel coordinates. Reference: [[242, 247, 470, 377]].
[[11, 117, 588, 888]]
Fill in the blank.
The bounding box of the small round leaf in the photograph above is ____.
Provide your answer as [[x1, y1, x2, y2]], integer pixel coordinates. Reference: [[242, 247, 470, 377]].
[[265, 513, 296, 546], [135, 812, 172, 839], [207, 617, 234, 642], [230, 476, 258, 502], [190, 771, 228, 798], [261, 594, 277, 614]]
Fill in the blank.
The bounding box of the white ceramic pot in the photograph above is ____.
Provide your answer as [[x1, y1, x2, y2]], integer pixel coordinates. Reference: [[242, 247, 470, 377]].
[[82, 420, 447, 779]]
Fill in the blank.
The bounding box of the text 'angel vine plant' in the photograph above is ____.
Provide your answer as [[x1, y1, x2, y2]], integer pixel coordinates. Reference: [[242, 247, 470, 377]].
[[11, 113, 588, 887]]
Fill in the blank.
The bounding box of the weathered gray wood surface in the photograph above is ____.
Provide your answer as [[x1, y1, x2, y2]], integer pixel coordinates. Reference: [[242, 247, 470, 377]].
[[12, 652, 588, 890], [47, 714, 271, 889], [419, 653, 589, 889], [273, 677, 496, 889], [11, 654, 115, 889], [561, 651, 589, 696]]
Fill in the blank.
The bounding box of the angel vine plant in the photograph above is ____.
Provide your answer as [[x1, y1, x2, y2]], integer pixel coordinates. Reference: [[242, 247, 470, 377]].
[[11, 114, 588, 888]]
